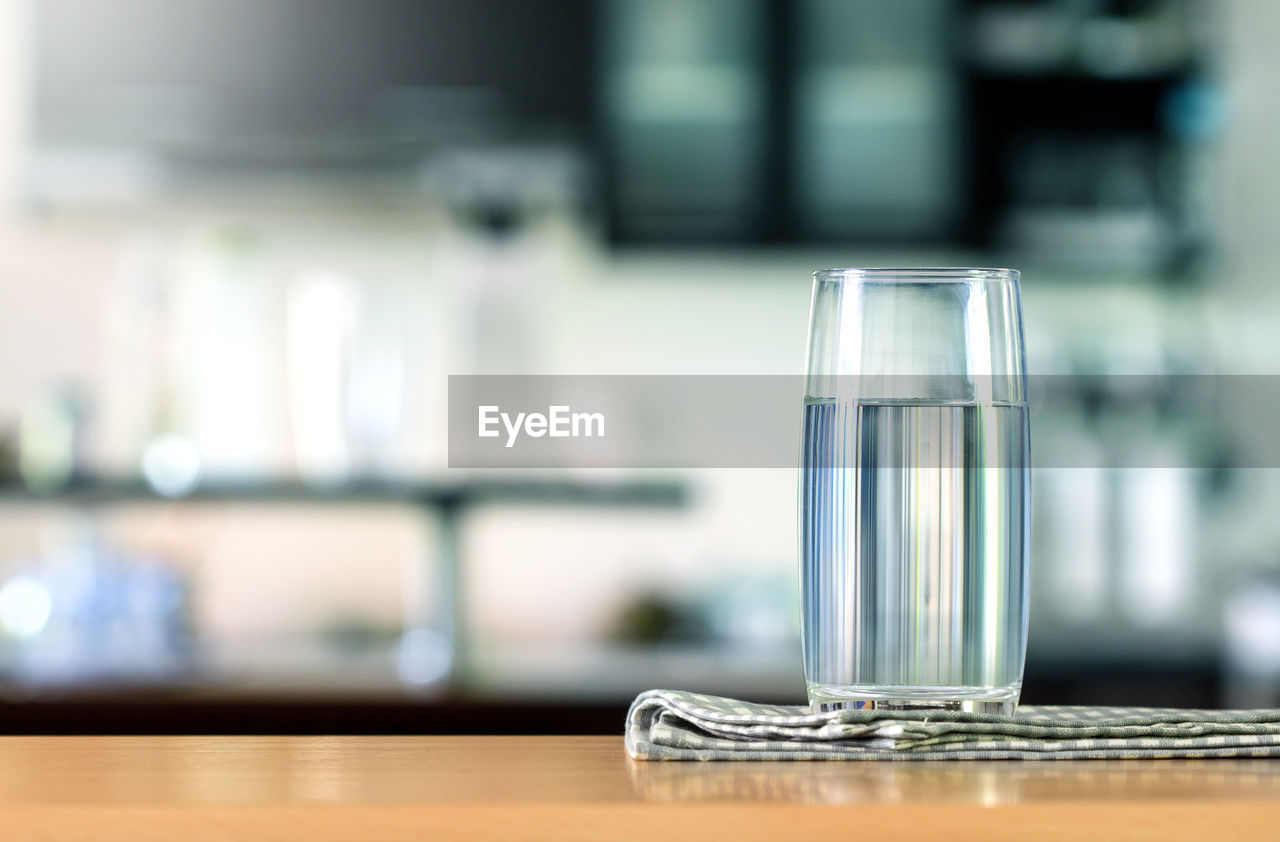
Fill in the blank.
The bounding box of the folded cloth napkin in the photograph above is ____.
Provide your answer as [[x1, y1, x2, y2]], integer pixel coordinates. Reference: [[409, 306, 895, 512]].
[[626, 689, 1280, 760]]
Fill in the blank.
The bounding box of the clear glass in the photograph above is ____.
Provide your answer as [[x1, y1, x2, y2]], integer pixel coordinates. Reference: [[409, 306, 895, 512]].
[[800, 268, 1030, 714]]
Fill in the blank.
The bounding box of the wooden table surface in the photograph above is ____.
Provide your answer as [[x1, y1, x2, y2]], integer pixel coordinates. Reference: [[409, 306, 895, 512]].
[[4, 735, 1280, 840]]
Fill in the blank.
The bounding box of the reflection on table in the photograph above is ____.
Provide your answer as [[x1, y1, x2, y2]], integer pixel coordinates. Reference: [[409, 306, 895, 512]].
[[628, 758, 1280, 805]]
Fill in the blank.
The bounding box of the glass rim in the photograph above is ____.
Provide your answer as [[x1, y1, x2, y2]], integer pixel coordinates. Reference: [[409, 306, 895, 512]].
[[813, 267, 1020, 284]]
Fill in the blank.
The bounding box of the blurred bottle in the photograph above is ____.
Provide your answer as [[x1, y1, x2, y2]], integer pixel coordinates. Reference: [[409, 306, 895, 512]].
[[344, 281, 408, 477], [420, 145, 582, 374], [285, 271, 411, 484], [169, 226, 284, 483], [1105, 351, 1203, 631], [287, 270, 361, 486], [102, 232, 174, 479], [17, 383, 85, 493], [1036, 421, 1109, 625], [464, 203, 540, 375], [106, 226, 285, 494], [1224, 579, 1280, 708], [1116, 461, 1196, 627]]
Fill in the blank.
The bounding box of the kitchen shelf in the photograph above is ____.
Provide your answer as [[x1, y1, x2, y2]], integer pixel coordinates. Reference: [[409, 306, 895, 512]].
[[0, 476, 686, 509], [0, 475, 688, 692]]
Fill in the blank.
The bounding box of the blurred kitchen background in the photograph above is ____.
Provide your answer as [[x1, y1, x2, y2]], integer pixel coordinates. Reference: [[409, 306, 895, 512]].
[[1, 0, 1279, 732]]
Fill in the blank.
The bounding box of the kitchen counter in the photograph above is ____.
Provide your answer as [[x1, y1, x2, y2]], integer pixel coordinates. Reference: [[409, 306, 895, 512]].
[[3, 735, 1278, 840]]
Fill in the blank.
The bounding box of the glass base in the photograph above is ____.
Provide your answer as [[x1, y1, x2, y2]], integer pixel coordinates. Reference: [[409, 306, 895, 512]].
[[807, 683, 1020, 716]]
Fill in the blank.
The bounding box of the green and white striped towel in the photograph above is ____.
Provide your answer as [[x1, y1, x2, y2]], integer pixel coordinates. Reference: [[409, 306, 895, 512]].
[[626, 689, 1280, 760]]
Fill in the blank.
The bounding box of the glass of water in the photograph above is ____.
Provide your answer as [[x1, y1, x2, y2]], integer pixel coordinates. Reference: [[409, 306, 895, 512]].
[[800, 268, 1030, 714]]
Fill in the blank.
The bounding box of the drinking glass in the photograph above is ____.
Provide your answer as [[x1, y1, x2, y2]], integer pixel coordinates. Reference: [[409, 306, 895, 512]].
[[800, 268, 1030, 714]]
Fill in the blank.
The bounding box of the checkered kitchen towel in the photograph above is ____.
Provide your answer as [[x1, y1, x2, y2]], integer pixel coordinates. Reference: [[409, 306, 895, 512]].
[[626, 690, 1280, 760]]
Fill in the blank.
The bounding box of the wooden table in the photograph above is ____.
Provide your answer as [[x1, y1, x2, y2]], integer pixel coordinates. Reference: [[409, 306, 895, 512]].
[[3, 735, 1279, 840]]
